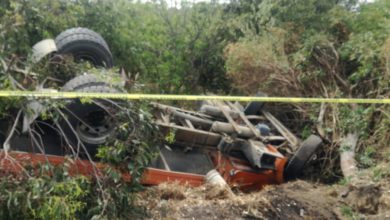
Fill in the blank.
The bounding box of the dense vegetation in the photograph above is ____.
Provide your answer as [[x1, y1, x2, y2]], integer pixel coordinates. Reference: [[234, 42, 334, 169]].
[[0, 0, 389, 219]]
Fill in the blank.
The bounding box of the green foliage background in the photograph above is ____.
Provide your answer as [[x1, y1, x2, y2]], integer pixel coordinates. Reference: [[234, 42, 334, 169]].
[[0, 0, 389, 218], [0, 0, 232, 94], [1, 0, 388, 95]]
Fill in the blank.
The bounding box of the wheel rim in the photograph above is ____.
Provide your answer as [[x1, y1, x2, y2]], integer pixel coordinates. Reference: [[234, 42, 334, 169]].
[[76, 110, 115, 145], [75, 53, 99, 66]]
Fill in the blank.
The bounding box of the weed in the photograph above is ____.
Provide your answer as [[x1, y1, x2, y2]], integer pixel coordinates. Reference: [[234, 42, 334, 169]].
[[340, 205, 358, 220], [338, 177, 351, 186], [165, 128, 177, 144], [358, 146, 376, 168], [372, 167, 384, 182], [301, 125, 311, 140]]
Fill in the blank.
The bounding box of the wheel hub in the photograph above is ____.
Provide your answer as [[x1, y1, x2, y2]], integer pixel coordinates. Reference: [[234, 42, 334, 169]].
[[76, 110, 115, 145]]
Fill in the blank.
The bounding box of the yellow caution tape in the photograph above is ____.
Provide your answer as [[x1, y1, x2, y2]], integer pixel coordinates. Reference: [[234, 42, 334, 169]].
[[0, 90, 389, 104]]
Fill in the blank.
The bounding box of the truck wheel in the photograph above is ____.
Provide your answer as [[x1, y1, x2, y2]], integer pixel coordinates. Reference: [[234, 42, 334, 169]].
[[55, 27, 113, 68], [61, 74, 106, 91], [60, 77, 121, 156], [284, 135, 322, 180]]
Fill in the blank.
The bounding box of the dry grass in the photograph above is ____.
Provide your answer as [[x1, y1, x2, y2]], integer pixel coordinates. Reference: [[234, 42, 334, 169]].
[[136, 181, 342, 219], [224, 32, 303, 96]]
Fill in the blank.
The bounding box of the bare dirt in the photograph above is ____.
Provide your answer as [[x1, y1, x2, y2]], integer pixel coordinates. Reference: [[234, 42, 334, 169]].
[[137, 177, 390, 220]]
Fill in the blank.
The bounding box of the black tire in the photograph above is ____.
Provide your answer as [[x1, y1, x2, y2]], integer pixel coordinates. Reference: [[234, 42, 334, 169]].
[[244, 92, 267, 115], [60, 81, 121, 157], [55, 27, 113, 68], [61, 74, 106, 91], [284, 135, 323, 180]]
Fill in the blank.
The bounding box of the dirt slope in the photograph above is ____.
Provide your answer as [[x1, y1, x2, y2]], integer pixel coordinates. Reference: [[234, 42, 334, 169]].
[[138, 180, 338, 219], [137, 176, 390, 220]]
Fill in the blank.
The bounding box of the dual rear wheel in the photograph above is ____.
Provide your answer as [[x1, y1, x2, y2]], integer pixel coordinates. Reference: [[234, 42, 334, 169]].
[[52, 28, 117, 152]]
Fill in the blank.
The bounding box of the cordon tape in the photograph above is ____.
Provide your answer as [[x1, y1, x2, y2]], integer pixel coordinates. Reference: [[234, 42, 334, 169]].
[[0, 90, 389, 104]]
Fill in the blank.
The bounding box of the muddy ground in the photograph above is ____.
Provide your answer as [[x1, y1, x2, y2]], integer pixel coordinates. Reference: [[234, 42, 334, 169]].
[[137, 176, 390, 220]]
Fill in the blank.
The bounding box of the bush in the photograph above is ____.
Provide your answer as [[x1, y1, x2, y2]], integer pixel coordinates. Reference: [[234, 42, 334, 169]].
[[224, 30, 298, 96]]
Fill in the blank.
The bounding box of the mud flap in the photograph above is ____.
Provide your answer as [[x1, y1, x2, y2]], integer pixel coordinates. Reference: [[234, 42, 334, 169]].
[[31, 39, 57, 63]]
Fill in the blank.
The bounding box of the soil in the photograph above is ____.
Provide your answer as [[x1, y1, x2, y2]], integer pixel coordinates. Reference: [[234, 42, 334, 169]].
[[137, 177, 390, 220]]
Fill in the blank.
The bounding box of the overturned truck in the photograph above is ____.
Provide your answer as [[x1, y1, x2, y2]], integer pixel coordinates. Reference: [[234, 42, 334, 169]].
[[0, 28, 322, 191]]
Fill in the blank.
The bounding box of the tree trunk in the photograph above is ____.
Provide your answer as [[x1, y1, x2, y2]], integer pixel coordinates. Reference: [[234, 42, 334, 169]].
[[340, 132, 359, 182]]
